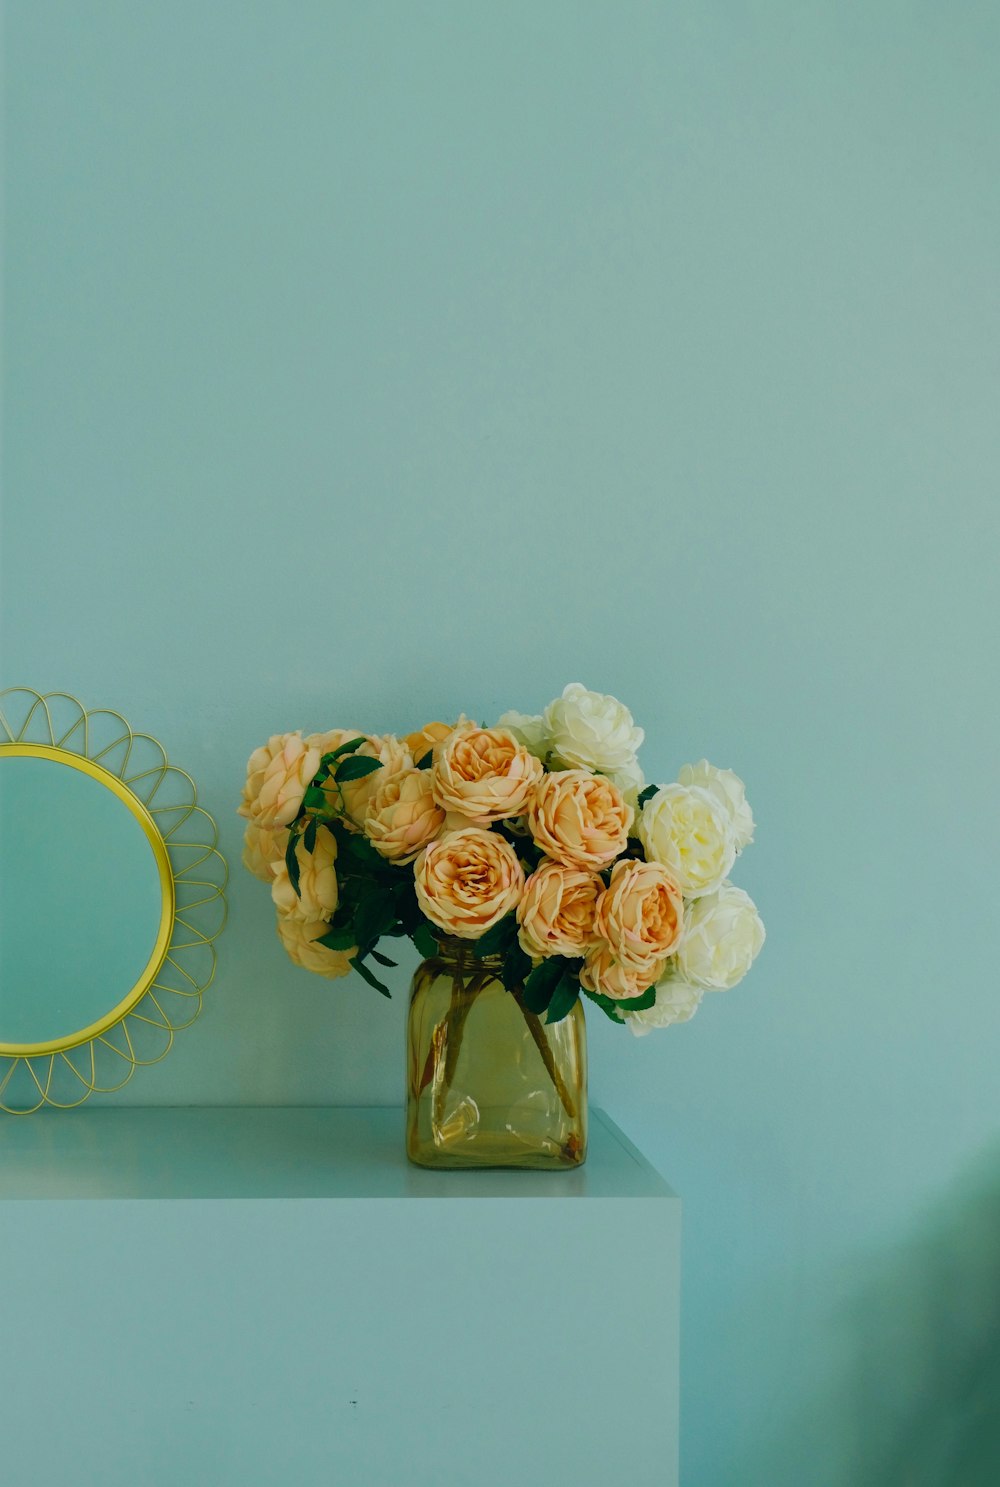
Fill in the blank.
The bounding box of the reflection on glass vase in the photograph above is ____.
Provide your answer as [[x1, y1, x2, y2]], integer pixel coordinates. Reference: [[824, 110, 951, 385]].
[[406, 936, 587, 1169]]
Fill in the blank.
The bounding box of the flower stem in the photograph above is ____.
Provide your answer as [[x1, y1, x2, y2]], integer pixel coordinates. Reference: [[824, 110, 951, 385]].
[[512, 989, 579, 1121], [430, 948, 489, 1139]]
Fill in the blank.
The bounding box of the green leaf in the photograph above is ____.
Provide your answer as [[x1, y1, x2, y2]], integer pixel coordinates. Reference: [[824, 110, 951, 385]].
[[546, 973, 580, 1025], [581, 988, 625, 1024], [501, 942, 533, 992], [335, 755, 383, 783], [284, 831, 301, 897], [343, 832, 386, 873], [353, 958, 392, 998], [354, 889, 395, 949], [316, 927, 357, 951], [412, 922, 440, 959], [473, 912, 517, 959], [303, 818, 317, 854], [616, 983, 657, 1012], [320, 737, 366, 766], [369, 948, 398, 968], [637, 784, 658, 808], [416, 750, 434, 770], [581, 982, 657, 1022], [522, 957, 563, 1016]]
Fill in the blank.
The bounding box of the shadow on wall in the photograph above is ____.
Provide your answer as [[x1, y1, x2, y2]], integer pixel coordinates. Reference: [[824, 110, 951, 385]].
[[847, 1152, 1000, 1487], [752, 1150, 1000, 1487]]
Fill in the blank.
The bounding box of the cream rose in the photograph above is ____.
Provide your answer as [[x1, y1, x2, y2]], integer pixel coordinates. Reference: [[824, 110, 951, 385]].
[[414, 827, 525, 939], [675, 881, 765, 990], [638, 783, 736, 899], [277, 915, 357, 979], [594, 859, 684, 973], [431, 725, 543, 825], [365, 770, 445, 864], [496, 710, 549, 760], [270, 824, 339, 922], [516, 859, 601, 960], [241, 822, 290, 882], [542, 683, 644, 774], [315, 731, 413, 827], [678, 759, 755, 851], [579, 941, 665, 1002], [626, 975, 703, 1037], [528, 769, 632, 871], [239, 732, 321, 830]]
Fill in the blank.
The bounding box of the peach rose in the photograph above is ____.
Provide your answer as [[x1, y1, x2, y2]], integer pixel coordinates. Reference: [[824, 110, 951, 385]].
[[403, 721, 455, 764], [365, 770, 446, 863], [527, 769, 633, 871], [594, 859, 684, 973], [414, 826, 525, 939], [240, 732, 321, 830], [241, 822, 290, 882], [277, 915, 357, 979], [316, 731, 413, 827], [516, 859, 602, 960], [271, 824, 339, 922], [432, 725, 544, 825], [579, 941, 666, 1002], [307, 727, 362, 758]]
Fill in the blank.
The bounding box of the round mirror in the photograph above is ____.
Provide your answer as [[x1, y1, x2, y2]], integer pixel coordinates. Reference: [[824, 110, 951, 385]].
[[0, 690, 227, 1113], [0, 746, 174, 1053]]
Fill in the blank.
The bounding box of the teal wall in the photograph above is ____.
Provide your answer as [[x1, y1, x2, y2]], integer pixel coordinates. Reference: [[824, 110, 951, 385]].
[[3, 4, 998, 1483]]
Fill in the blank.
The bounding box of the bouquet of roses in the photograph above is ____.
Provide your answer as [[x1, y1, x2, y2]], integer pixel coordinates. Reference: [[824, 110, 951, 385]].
[[239, 683, 764, 1035]]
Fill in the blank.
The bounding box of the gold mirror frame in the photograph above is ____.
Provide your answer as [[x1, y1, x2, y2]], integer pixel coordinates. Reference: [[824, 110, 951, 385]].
[[0, 689, 228, 1113]]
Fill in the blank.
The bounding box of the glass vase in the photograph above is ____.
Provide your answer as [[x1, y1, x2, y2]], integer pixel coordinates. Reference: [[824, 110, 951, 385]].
[[405, 936, 587, 1169]]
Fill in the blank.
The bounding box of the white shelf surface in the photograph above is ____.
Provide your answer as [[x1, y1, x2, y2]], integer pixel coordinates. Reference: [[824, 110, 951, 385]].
[[1, 1106, 680, 1487]]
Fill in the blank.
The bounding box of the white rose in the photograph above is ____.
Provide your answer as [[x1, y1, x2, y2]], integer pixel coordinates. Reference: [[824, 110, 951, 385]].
[[496, 710, 549, 760], [626, 976, 703, 1037], [542, 683, 644, 774], [678, 759, 754, 851], [675, 882, 765, 990], [638, 783, 736, 899]]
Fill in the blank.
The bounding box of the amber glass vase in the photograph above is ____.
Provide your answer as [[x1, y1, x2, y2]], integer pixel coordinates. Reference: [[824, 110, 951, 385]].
[[406, 936, 587, 1169]]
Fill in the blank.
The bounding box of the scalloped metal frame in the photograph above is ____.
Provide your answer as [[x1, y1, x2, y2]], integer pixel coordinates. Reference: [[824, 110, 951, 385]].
[[0, 689, 228, 1113]]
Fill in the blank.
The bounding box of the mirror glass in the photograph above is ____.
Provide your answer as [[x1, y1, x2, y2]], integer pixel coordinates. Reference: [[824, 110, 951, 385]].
[[0, 752, 167, 1049]]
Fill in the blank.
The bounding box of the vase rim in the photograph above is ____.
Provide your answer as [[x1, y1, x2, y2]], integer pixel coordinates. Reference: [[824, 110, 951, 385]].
[[427, 933, 505, 968]]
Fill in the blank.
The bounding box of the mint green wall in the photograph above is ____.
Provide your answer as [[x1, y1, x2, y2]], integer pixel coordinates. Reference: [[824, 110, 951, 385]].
[[3, 4, 998, 1484]]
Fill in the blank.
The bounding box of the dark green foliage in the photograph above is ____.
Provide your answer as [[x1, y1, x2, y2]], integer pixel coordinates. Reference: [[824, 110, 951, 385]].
[[284, 830, 301, 897], [334, 754, 383, 783], [522, 956, 564, 1015], [472, 912, 518, 959], [352, 958, 392, 997], [545, 975, 580, 1025], [582, 983, 657, 1024], [316, 927, 357, 951], [500, 942, 533, 992], [412, 922, 440, 958]]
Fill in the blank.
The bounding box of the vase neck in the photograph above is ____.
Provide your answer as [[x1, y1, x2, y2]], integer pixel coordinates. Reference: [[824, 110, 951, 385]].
[[431, 935, 504, 974]]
